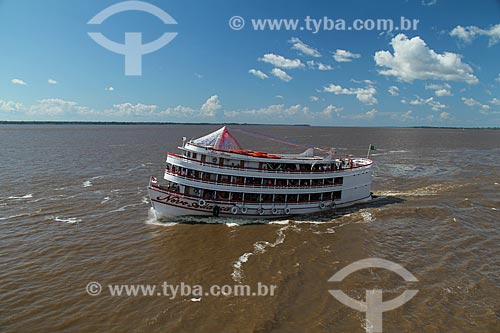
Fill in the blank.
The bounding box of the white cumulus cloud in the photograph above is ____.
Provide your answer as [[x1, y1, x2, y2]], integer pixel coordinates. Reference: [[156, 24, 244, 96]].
[[102, 103, 158, 117], [307, 61, 333, 71], [271, 68, 293, 82], [425, 83, 452, 97], [48, 79, 58, 84], [248, 69, 269, 79], [490, 98, 500, 106], [461, 97, 491, 111], [401, 96, 447, 111], [388, 86, 399, 96], [439, 112, 450, 120], [289, 37, 321, 57], [105, 86, 114, 91], [352, 109, 378, 120], [28, 98, 88, 116], [259, 53, 304, 69], [450, 23, 500, 46], [0, 100, 24, 112], [200, 95, 221, 116], [322, 104, 343, 117], [11, 79, 27, 86], [333, 49, 361, 62], [374, 34, 478, 84], [323, 82, 377, 105]]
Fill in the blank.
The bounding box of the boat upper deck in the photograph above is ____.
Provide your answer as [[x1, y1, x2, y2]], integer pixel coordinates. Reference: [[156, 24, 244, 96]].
[[168, 127, 374, 176]]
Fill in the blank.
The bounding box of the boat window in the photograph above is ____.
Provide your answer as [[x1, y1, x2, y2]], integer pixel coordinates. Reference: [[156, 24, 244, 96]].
[[334, 177, 343, 185], [299, 164, 309, 171], [203, 190, 215, 199], [245, 193, 259, 202], [274, 194, 285, 203], [263, 178, 274, 186], [323, 192, 333, 200], [333, 191, 342, 200], [231, 192, 243, 201], [220, 175, 230, 183], [298, 194, 309, 202], [311, 179, 322, 186], [217, 191, 229, 200], [321, 164, 331, 171], [192, 153, 197, 159], [287, 194, 298, 202], [311, 193, 321, 201], [261, 194, 272, 202]]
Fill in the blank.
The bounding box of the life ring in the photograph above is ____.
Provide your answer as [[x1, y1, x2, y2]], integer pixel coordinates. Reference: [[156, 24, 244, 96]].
[[272, 208, 279, 215], [241, 206, 248, 214], [199, 199, 207, 207], [319, 202, 327, 209], [330, 202, 336, 210], [258, 208, 265, 216], [284, 207, 291, 215], [231, 206, 238, 215], [212, 157, 218, 163], [213, 206, 220, 217]]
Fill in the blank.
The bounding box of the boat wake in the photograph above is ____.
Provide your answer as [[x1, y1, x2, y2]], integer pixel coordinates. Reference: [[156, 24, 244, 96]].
[[231, 225, 298, 283], [376, 183, 462, 197], [7, 193, 33, 199], [145, 208, 178, 227], [54, 216, 82, 224]]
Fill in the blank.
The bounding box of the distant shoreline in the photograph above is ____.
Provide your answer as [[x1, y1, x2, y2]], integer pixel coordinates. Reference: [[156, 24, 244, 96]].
[[0, 121, 498, 129]]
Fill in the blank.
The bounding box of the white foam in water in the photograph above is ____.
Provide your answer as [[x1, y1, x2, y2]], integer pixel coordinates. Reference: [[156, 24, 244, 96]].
[[268, 219, 292, 225], [231, 252, 253, 282], [231, 225, 292, 282], [0, 212, 31, 221], [145, 208, 178, 227], [101, 196, 111, 204], [127, 164, 146, 172], [360, 211, 374, 222], [82, 180, 93, 187], [190, 297, 202, 302], [7, 193, 33, 199], [141, 196, 149, 204], [55, 217, 82, 224]]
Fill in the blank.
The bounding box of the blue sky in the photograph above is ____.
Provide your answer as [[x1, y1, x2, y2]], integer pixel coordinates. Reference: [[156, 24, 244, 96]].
[[0, 0, 499, 126]]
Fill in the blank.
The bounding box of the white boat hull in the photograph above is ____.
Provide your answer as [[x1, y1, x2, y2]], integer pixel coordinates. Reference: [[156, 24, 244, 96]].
[[148, 185, 372, 220]]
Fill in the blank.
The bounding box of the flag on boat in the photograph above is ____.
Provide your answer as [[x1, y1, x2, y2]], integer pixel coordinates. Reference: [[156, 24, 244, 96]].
[[369, 145, 377, 151], [151, 176, 158, 184]]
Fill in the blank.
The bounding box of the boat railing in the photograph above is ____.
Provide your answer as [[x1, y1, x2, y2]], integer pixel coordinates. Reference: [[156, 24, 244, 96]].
[[167, 152, 372, 174], [165, 170, 344, 189], [150, 183, 341, 204]]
